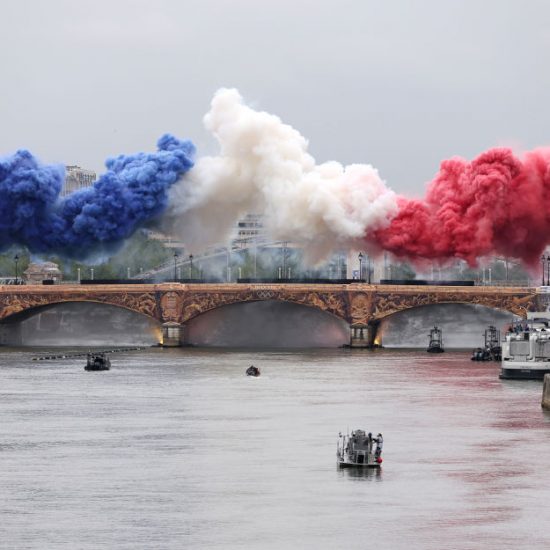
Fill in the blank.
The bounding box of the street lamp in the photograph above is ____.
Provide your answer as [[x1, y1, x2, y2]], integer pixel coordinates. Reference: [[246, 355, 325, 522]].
[[546, 255, 550, 287], [14, 254, 19, 284], [174, 252, 178, 281], [542, 254, 546, 286], [189, 254, 193, 279], [358, 252, 364, 281]]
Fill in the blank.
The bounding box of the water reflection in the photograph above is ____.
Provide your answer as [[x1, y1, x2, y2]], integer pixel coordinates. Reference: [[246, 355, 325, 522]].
[[1, 347, 549, 550], [338, 467, 383, 481]]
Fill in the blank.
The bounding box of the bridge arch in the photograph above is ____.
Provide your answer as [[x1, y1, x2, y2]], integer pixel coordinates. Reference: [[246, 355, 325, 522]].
[[0, 300, 162, 347], [369, 292, 536, 322], [184, 299, 350, 348], [0, 292, 160, 323], [375, 302, 520, 348], [175, 289, 349, 324]]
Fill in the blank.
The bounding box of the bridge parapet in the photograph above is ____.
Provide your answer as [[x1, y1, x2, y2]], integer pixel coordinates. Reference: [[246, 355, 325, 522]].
[[0, 283, 543, 328]]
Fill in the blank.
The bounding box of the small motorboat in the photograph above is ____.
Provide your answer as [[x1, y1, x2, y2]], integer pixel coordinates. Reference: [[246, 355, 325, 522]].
[[427, 326, 445, 353], [85, 353, 111, 371], [337, 430, 383, 468], [471, 326, 502, 361], [471, 347, 492, 361], [246, 365, 261, 377]]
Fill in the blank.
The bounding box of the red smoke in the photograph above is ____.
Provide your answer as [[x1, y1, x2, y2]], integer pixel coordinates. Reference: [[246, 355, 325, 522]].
[[373, 147, 550, 266]]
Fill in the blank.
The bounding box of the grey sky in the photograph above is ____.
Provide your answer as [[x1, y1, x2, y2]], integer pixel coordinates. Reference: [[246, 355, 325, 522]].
[[1, 0, 549, 195]]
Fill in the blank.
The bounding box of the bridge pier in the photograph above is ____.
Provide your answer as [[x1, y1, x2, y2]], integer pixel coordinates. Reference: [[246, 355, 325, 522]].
[[161, 322, 184, 347], [348, 322, 379, 348], [0, 322, 23, 346]]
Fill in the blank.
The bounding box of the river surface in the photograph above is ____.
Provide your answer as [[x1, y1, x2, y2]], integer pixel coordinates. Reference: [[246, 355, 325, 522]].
[[1, 347, 550, 549]]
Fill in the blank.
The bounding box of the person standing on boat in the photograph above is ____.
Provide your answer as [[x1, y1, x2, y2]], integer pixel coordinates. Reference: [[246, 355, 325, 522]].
[[374, 433, 383, 457]]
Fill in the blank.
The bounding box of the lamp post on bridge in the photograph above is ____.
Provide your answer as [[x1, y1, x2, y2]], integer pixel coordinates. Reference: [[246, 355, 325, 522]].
[[358, 252, 364, 281], [14, 254, 19, 284], [174, 252, 178, 281], [542, 254, 546, 286], [546, 255, 550, 287]]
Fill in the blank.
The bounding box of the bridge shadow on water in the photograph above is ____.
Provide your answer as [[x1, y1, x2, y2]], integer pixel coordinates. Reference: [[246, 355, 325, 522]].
[[0, 302, 161, 347], [378, 303, 519, 348], [0, 299, 523, 350], [185, 300, 349, 348]]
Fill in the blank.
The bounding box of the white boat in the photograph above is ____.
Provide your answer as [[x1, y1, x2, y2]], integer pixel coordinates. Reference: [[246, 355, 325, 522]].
[[337, 430, 383, 468], [500, 312, 550, 380]]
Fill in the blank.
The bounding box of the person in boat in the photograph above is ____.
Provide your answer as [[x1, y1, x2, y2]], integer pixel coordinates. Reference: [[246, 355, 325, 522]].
[[373, 433, 383, 457]]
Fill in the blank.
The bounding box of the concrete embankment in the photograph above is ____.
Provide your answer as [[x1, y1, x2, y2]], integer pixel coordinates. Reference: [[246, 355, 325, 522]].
[[542, 374, 550, 410]]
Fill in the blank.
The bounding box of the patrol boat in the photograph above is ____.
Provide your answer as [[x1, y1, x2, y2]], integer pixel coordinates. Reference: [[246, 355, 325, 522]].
[[427, 326, 444, 353], [500, 312, 550, 380], [471, 325, 502, 361], [337, 430, 383, 468], [85, 353, 111, 371]]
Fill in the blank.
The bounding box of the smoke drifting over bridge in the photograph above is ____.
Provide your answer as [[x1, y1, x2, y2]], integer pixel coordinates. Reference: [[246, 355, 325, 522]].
[[0, 135, 194, 258], [165, 89, 550, 268], [2, 89, 550, 268]]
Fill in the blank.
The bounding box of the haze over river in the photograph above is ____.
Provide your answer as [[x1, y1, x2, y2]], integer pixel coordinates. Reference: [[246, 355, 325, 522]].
[[2, 347, 550, 549]]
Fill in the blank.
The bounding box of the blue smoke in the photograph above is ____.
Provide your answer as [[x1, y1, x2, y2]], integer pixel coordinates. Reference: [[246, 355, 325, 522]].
[[0, 134, 195, 258]]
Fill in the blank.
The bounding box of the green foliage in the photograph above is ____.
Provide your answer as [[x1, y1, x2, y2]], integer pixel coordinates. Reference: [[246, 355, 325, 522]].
[[390, 262, 416, 280], [0, 231, 172, 281], [0, 249, 30, 278]]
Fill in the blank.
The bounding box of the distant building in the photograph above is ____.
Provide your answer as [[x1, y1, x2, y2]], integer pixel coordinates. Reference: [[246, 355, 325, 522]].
[[144, 230, 186, 251], [23, 262, 63, 284], [235, 214, 264, 247], [62, 165, 96, 196]]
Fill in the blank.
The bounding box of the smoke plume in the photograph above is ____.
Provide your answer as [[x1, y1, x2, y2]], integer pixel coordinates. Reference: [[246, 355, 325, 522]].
[[168, 89, 550, 268], [373, 147, 550, 266], [166, 89, 398, 260], [0, 135, 194, 258], [5, 88, 550, 269]]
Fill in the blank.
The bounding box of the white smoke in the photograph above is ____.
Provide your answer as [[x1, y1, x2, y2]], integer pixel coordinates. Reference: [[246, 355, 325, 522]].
[[166, 88, 398, 261]]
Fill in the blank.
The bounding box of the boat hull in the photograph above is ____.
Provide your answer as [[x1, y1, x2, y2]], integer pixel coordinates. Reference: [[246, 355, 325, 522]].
[[500, 365, 550, 380], [84, 366, 110, 371], [338, 460, 381, 468]]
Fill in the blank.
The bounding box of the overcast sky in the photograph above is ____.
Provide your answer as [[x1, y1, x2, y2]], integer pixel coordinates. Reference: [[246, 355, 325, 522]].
[[1, 0, 549, 195]]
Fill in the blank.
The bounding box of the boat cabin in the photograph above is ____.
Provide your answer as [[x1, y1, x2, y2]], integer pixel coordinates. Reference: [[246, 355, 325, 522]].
[[427, 326, 444, 353]]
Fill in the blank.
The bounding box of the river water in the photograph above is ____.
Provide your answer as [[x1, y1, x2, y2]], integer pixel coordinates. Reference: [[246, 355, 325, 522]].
[[2, 347, 550, 549]]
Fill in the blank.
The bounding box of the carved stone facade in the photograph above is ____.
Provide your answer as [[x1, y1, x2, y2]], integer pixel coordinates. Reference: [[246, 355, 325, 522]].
[[0, 288, 159, 321], [0, 283, 541, 326], [370, 290, 537, 321], [176, 287, 349, 324]]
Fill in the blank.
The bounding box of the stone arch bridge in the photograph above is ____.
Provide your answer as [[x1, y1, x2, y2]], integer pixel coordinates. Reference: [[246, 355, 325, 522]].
[[0, 283, 547, 347]]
